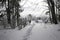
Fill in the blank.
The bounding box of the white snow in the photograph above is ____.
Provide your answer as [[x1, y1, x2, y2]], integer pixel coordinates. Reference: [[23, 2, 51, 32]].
[[0, 0, 60, 40], [0, 21, 60, 40]]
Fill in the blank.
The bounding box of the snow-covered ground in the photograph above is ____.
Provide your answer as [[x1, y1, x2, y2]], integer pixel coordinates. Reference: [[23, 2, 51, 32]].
[[0, 0, 60, 40], [0, 21, 60, 40]]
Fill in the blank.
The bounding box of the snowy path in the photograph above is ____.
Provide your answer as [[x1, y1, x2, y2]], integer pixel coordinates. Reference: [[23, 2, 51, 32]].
[[27, 23, 60, 40], [0, 22, 60, 40], [0, 21, 36, 40], [23, 22, 35, 40]]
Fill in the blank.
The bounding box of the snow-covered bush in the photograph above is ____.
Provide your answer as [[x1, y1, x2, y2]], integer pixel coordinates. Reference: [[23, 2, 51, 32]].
[[41, 14, 50, 23]]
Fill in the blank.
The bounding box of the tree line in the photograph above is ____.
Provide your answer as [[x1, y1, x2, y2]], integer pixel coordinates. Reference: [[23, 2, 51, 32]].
[[0, 0, 23, 28]]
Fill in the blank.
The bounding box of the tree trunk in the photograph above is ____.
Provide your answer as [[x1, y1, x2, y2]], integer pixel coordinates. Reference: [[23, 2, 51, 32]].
[[59, 15, 60, 21], [7, 0, 11, 24], [47, 0, 58, 24], [17, 7, 20, 26], [50, 0, 58, 24]]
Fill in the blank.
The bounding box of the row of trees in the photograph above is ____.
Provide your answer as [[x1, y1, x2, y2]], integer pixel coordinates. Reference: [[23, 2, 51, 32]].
[[0, 0, 60, 29], [0, 0, 23, 28], [47, 0, 58, 24], [7, 0, 21, 28], [43, 0, 60, 24]]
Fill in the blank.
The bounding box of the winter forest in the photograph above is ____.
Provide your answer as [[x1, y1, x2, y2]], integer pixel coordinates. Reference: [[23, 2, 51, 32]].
[[0, 0, 60, 40]]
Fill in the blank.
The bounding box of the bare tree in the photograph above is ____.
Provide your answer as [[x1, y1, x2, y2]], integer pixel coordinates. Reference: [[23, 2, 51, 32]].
[[46, 0, 58, 24]]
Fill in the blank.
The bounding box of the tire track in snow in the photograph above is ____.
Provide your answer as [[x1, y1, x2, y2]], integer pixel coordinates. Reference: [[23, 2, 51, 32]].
[[23, 22, 35, 40]]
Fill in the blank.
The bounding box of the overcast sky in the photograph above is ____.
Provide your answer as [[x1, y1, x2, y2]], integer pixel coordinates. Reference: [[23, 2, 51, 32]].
[[20, 0, 48, 17]]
